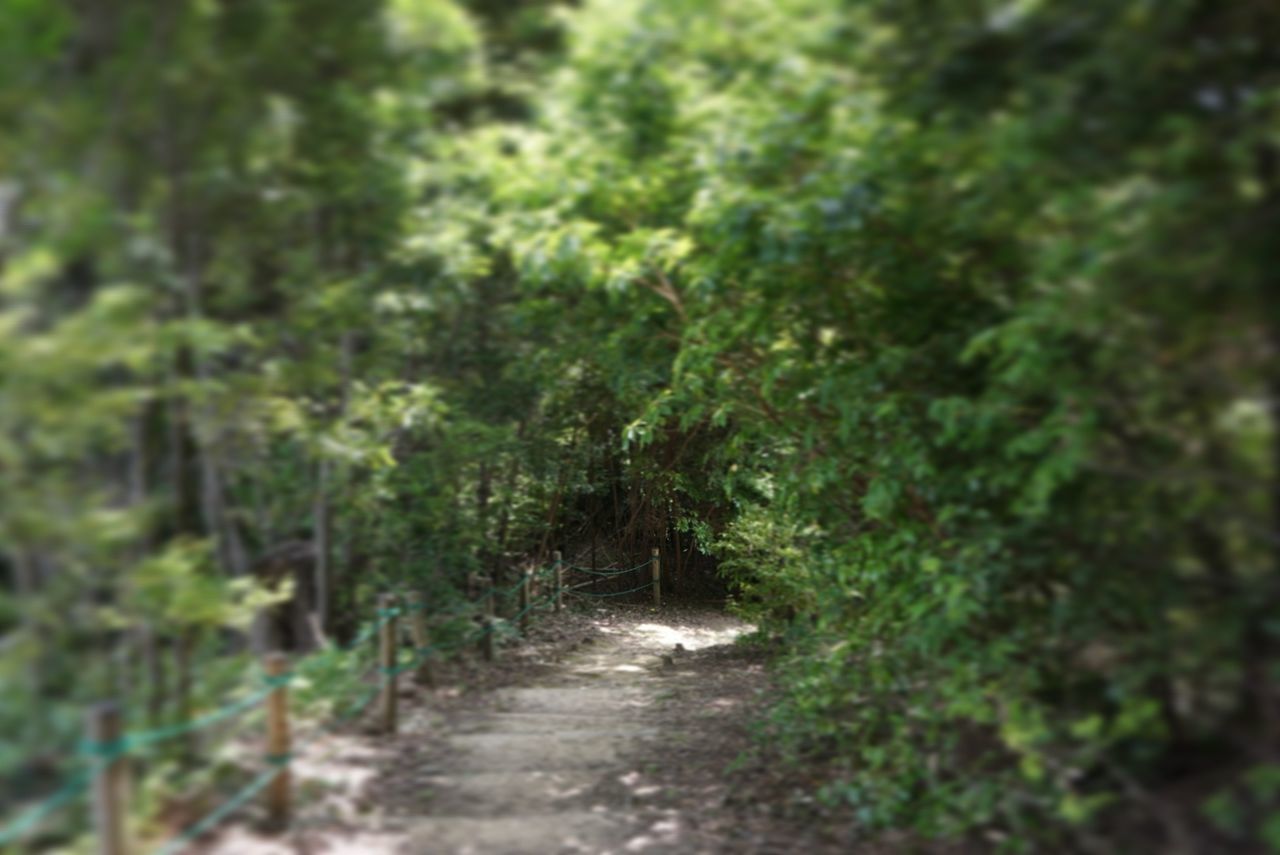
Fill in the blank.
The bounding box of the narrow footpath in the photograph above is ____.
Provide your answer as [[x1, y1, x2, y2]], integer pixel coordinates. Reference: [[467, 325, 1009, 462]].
[[207, 605, 811, 855]]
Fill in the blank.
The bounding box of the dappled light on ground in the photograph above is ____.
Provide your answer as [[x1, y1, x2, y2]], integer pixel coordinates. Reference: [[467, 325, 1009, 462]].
[[205, 606, 759, 853], [631, 620, 747, 651]]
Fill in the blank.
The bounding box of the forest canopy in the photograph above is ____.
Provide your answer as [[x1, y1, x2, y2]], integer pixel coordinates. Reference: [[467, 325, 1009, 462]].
[[1, 0, 1277, 851]]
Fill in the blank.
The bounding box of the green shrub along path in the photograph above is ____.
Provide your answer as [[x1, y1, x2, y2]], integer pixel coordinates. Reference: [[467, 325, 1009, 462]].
[[1, 0, 1275, 852]]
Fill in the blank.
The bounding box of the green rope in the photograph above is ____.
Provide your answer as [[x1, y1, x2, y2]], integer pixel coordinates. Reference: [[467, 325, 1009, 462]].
[[151, 757, 288, 855], [423, 622, 488, 652], [508, 593, 550, 623], [484, 565, 557, 599], [565, 558, 651, 576], [380, 649, 428, 679], [78, 671, 292, 758], [0, 769, 90, 845], [493, 576, 529, 596], [264, 672, 294, 689], [396, 588, 554, 658], [569, 579, 655, 598], [121, 684, 277, 751], [567, 565, 633, 577], [78, 737, 130, 761], [427, 599, 485, 621], [329, 685, 379, 725], [345, 619, 382, 649], [343, 605, 405, 650], [0, 569, 566, 847]]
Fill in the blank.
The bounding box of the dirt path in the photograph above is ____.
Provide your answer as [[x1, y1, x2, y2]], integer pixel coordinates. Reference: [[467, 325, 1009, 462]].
[[209, 605, 777, 855], [397, 607, 752, 854]]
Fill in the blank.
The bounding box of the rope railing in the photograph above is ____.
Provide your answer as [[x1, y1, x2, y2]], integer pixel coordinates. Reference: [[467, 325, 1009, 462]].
[[153, 758, 290, 855], [93, 682, 278, 754], [0, 546, 663, 853], [562, 557, 652, 577], [568, 580, 657, 598], [0, 770, 92, 847]]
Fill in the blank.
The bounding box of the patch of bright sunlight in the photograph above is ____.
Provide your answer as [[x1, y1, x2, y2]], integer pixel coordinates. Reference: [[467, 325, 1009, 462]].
[[210, 829, 402, 854], [625, 812, 682, 851], [632, 622, 747, 650]]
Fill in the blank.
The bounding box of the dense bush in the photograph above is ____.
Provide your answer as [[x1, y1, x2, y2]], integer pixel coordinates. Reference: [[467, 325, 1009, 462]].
[[449, 0, 1279, 847], [2, 0, 1275, 849]]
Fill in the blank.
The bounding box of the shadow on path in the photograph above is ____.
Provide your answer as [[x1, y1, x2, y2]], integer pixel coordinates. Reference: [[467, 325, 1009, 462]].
[[204, 605, 761, 854]]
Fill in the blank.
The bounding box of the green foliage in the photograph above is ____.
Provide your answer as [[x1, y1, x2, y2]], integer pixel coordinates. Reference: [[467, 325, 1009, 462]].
[[2, 0, 1276, 850], [431, 0, 1278, 847]]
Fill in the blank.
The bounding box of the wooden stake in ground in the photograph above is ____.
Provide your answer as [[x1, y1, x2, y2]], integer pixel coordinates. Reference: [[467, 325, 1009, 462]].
[[482, 575, 497, 662], [378, 593, 399, 734], [263, 651, 291, 829], [553, 550, 563, 612], [88, 701, 129, 855], [519, 569, 531, 634], [652, 547, 662, 607], [405, 591, 436, 687], [483, 616, 496, 661]]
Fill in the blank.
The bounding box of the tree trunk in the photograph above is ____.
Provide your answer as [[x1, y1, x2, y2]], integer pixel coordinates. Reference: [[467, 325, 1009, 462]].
[[313, 458, 332, 638], [167, 362, 202, 539], [174, 629, 196, 760], [144, 623, 167, 728]]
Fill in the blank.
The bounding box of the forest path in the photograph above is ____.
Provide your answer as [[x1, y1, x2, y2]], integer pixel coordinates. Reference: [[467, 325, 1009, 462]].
[[395, 608, 750, 854], [211, 606, 762, 855]]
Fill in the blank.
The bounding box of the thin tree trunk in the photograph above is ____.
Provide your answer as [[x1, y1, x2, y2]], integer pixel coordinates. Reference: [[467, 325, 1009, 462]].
[[252, 466, 273, 548], [611, 452, 622, 533], [12, 550, 38, 599], [144, 623, 167, 728], [13, 552, 42, 699], [167, 365, 202, 538], [174, 629, 196, 759], [1239, 143, 1280, 758], [177, 265, 258, 646], [318, 330, 355, 641], [540, 472, 568, 557], [313, 459, 332, 638], [495, 420, 528, 557], [673, 525, 683, 594]]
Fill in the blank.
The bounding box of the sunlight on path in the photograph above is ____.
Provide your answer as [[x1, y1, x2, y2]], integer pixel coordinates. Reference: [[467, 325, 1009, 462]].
[[210, 607, 752, 854], [630, 620, 746, 651]]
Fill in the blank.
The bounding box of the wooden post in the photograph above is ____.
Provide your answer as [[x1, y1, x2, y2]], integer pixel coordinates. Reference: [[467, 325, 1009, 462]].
[[652, 547, 662, 607], [469, 573, 482, 659], [519, 569, 531, 634], [553, 550, 563, 613], [88, 701, 129, 855], [263, 652, 291, 829], [378, 593, 398, 734], [405, 591, 435, 687], [482, 575, 496, 662], [482, 617, 496, 662]]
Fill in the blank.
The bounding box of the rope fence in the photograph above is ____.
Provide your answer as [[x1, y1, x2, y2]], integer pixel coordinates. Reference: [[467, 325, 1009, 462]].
[[0, 770, 92, 847], [569, 579, 657, 598], [152, 759, 290, 855], [0, 547, 664, 854], [561, 557, 653, 577]]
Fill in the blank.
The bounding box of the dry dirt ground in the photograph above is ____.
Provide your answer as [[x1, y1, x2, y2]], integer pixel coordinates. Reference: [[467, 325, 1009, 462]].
[[196, 602, 864, 854]]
